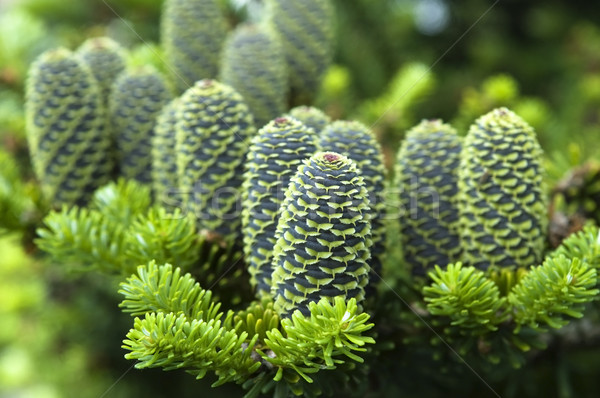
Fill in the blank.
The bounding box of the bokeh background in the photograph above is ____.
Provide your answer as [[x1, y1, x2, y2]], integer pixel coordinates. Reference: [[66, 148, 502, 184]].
[[1, 0, 600, 397]]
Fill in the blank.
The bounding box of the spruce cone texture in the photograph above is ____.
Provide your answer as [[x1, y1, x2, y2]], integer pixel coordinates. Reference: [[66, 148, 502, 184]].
[[458, 108, 547, 270], [318, 121, 386, 289], [287, 105, 331, 134], [242, 117, 317, 296], [176, 79, 256, 240], [394, 119, 462, 275], [161, 0, 228, 93], [110, 67, 172, 184], [270, 152, 372, 318], [25, 48, 112, 206], [265, 0, 335, 105], [76, 36, 126, 103], [220, 25, 288, 129], [152, 98, 181, 205]]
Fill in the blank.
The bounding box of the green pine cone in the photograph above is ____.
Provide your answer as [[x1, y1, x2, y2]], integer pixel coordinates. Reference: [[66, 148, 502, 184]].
[[152, 98, 180, 205], [220, 25, 287, 129], [265, 0, 335, 104], [161, 0, 228, 93], [76, 37, 127, 103], [318, 121, 386, 287], [242, 117, 317, 296], [394, 120, 463, 275], [176, 79, 256, 240], [459, 108, 547, 270], [110, 66, 172, 184], [25, 48, 112, 206], [270, 152, 372, 318], [287, 105, 331, 133]]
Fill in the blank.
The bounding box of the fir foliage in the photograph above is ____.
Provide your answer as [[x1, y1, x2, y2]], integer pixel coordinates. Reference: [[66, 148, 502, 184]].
[[109, 66, 172, 184], [25, 47, 112, 206], [458, 107, 547, 270], [423, 262, 508, 334], [161, 0, 228, 93], [265, 0, 335, 105], [270, 152, 372, 318], [36, 179, 199, 275], [509, 255, 598, 331], [220, 25, 287, 128], [76, 36, 127, 103], [394, 119, 462, 275], [286, 106, 331, 134], [176, 79, 255, 240], [318, 120, 387, 288], [241, 117, 317, 296]]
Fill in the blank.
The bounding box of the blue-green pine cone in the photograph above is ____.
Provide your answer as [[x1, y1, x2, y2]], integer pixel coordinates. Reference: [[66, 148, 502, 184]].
[[176, 79, 256, 240], [25, 48, 112, 206], [394, 120, 462, 275], [110, 66, 172, 184], [459, 107, 547, 270], [242, 117, 317, 296], [318, 121, 386, 288], [270, 152, 372, 318], [152, 98, 181, 205], [161, 0, 228, 93], [287, 105, 331, 133], [76, 37, 127, 103], [220, 25, 287, 129], [265, 0, 335, 104]]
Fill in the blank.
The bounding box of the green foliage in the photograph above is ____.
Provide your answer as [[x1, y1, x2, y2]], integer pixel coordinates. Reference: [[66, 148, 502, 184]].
[[161, 0, 228, 93], [0, 151, 36, 232], [110, 66, 172, 184], [120, 261, 223, 320], [176, 79, 255, 240], [458, 107, 547, 270], [76, 36, 127, 104], [553, 224, 600, 270], [286, 106, 331, 134], [152, 98, 180, 205], [357, 62, 435, 155], [270, 152, 372, 318], [318, 120, 387, 288], [423, 263, 508, 334], [119, 262, 375, 395], [25, 47, 112, 206], [509, 255, 598, 331], [265, 0, 335, 105], [262, 297, 375, 381], [393, 119, 462, 275], [220, 25, 287, 128], [36, 179, 199, 275], [242, 117, 317, 296]]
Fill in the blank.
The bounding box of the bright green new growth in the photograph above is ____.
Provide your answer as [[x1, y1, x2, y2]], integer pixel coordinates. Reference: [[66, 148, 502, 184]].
[[152, 98, 180, 205], [76, 36, 127, 103], [161, 0, 228, 93], [458, 107, 547, 270], [220, 24, 287, 129], [242, 117, 317, 296], [120, 262, 375, 392], [176, 79, 255, 240], [287, 105, 331, 134], [25, 48, 112, 206], [270, 152, 372, 318], [110, 66, 172, 184], [318, 121, 387, 289], [265, 0, 335, 104], [509, 255, 598, 331], [423, 262, 508, 334], [394, 119, 462, 275]]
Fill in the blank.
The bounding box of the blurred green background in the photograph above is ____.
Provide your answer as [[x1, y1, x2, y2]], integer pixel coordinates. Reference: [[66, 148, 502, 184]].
[[1, 0, 600, 397]]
